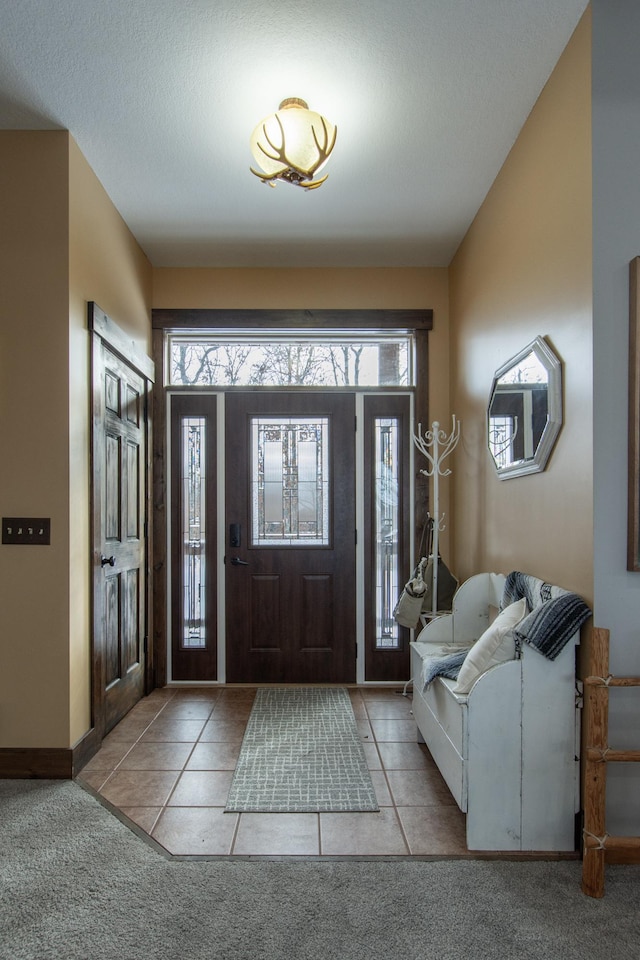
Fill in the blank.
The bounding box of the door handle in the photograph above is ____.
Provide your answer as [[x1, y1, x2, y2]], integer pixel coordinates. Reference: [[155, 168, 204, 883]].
[[229, 557, 249, 566], [101, 555, 116, 567]]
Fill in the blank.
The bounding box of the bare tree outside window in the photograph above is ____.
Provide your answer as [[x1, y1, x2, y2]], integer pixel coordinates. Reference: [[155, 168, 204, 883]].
[[168, 335, 412, 387], [250, 344, 328, 385], [327, 344, 364, 385], [171, 343, 253, 386]]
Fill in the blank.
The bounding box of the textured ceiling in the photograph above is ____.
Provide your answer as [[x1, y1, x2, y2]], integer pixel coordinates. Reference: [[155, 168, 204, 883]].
[[0, 0, 588, 268]]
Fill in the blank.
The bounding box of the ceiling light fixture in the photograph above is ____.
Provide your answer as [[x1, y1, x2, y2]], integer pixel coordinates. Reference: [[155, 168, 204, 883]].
[[249, 98, 337, 191]]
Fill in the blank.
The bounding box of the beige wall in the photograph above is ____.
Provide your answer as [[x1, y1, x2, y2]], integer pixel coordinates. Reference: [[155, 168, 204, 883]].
[[0, 131, 152, 750], [68, 138, 152, 744], [0, 132, 72, 747], [154, 265, 451, 410], [0, 133, 445, 751], [153, 266, 453, 550], [154, 264, 451, 415], [448, 10, 593, 604], [0, 8, 593, 751]]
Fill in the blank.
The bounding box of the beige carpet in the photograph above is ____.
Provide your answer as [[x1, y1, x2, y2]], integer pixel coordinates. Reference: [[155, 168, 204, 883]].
[[2, 779, 640, 960]]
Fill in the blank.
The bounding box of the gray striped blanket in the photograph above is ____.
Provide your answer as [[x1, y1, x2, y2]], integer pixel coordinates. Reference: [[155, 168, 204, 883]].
[[420, 649, 468, 688], [502, 570, 591, 660]]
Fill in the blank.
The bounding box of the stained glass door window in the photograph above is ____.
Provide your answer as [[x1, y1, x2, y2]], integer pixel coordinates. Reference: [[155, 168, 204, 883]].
[[251, 417, 329, 546]]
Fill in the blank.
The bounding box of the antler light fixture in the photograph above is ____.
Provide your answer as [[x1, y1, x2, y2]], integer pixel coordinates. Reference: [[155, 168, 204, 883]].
[[249, 98, 337, 191]]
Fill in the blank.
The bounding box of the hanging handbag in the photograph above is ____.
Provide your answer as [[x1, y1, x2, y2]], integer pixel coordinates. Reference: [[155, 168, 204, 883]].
[[419, 554, 458, 613], [393, 565, 427, 628]]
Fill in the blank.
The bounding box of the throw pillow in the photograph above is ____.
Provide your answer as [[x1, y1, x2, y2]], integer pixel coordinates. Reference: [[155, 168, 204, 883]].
[[453, 597, 528, 695]]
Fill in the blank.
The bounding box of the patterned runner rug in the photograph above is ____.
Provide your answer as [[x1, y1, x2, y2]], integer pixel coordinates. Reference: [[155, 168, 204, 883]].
[[225, 687, 379, 813]]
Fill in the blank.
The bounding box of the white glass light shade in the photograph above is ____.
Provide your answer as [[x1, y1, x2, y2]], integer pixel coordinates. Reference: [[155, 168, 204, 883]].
[[250, 98, 337, 190]]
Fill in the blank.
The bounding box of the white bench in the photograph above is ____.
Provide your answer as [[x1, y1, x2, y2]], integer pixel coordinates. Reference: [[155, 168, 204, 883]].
[[410, 572, 582, 852]]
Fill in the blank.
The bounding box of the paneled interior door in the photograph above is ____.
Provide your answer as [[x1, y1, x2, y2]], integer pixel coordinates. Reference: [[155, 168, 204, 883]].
[[225, 393, 356, 683], [92, 338, 148, 734]]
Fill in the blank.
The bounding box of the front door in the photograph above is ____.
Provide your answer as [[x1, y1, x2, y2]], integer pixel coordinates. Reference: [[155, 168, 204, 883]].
[[92, 336, 149, 734], [225, 393, 356, 683]]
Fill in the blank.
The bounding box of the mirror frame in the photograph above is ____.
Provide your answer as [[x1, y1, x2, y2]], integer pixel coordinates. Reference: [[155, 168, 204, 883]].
[[488, 335, 563, 480]]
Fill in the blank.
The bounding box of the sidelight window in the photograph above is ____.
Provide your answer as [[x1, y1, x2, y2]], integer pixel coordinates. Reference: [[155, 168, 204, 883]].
[[374, 417, 401, 649], [181, 416, 206, 648]]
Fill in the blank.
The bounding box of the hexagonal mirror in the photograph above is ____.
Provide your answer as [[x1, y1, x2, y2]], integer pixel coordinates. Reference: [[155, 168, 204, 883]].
[[488, 336, 562, 480]]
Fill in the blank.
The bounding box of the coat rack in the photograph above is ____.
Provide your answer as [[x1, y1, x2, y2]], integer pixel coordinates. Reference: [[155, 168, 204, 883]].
[[413, 416, 461, 616]]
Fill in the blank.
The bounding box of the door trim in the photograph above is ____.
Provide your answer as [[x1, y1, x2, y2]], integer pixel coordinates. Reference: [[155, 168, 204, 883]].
[[151, 309, 431, 687], [89, 302, 154, 738], [91, 303, 154, 381]]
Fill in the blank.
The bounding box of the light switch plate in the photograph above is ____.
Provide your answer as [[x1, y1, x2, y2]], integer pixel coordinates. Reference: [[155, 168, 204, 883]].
[[2, 517, 51, 544]]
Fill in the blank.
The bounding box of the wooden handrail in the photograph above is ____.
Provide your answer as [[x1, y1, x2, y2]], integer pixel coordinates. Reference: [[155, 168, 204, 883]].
[[581, 627, 640, 897]]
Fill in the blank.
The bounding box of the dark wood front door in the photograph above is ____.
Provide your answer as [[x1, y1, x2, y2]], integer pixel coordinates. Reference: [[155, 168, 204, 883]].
[[225, 393, 356, 683], [92, 333, 150, 735]]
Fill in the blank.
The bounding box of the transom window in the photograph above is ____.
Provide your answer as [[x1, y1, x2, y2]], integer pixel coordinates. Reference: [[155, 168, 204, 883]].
[[168, 331, 414, 387]]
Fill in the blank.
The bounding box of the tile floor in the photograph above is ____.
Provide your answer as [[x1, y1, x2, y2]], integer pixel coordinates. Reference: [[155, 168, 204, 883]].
[[77, 685, 469, 858]]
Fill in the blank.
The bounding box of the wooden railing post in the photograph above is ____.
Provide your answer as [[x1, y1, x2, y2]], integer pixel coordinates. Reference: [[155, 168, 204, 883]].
[[581, 627, 609, 898]]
